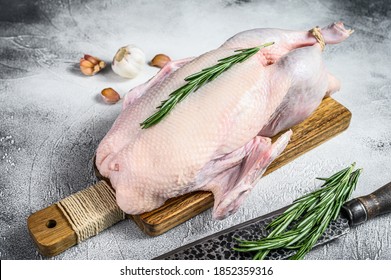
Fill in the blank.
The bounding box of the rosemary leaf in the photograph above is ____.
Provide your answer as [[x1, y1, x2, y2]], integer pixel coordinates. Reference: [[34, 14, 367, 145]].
[[140, 42, 274, 129], [233, 163, 362, 260]]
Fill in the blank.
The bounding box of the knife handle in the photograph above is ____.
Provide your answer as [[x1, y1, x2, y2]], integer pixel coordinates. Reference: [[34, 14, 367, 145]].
[[342, 181, 391, 226]]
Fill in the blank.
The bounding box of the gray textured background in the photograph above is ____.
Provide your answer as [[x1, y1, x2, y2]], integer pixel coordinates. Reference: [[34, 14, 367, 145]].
[[1, 0, 390, 260]]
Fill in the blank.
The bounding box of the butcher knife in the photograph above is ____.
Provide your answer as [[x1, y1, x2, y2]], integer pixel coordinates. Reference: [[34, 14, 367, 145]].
[[155, 181, 391, 260]]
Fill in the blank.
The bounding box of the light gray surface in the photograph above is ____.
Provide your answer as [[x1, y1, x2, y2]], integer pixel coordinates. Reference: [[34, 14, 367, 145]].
[[0, 0, 390, 260]]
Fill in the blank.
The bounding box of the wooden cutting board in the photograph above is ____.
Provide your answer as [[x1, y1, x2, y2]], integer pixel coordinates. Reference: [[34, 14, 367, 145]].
[[28, 97, 351, 257]]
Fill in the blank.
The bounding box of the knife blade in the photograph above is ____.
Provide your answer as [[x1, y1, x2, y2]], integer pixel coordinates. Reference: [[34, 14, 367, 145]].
[[155, 181, 391, 260]]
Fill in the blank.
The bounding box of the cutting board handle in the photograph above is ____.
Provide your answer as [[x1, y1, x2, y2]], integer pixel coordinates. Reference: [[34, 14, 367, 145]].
[[342, 181, 391, 226], [27, 180, 125, 257]]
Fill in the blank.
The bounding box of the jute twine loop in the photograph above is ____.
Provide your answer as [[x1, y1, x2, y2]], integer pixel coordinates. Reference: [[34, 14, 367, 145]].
[[56, 181, 125, 243], [309, 26, 325, 51]]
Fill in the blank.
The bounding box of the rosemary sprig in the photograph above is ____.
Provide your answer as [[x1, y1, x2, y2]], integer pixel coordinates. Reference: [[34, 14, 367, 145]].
[[234, 163, 362, 260], [140, 42, 274, 129]]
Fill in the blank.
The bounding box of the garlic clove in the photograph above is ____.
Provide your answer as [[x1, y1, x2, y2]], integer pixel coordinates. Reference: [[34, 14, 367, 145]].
[[150, 54, 171, 68], [84, 54, 100, 65], [101, 88, 120, 104], [79, 54, 106, 76], [80, 59, 94, 68], [80, 66, 94, 76], [98, 61, 106, 68], [111, 45, 145, 79]]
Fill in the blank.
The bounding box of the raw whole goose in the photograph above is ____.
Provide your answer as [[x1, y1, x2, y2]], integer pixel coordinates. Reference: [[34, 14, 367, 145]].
[[96, 22, 352, 219]]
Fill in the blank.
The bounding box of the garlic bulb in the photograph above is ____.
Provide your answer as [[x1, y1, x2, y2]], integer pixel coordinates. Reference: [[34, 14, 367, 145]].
[[112, 45, 145, 78]]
